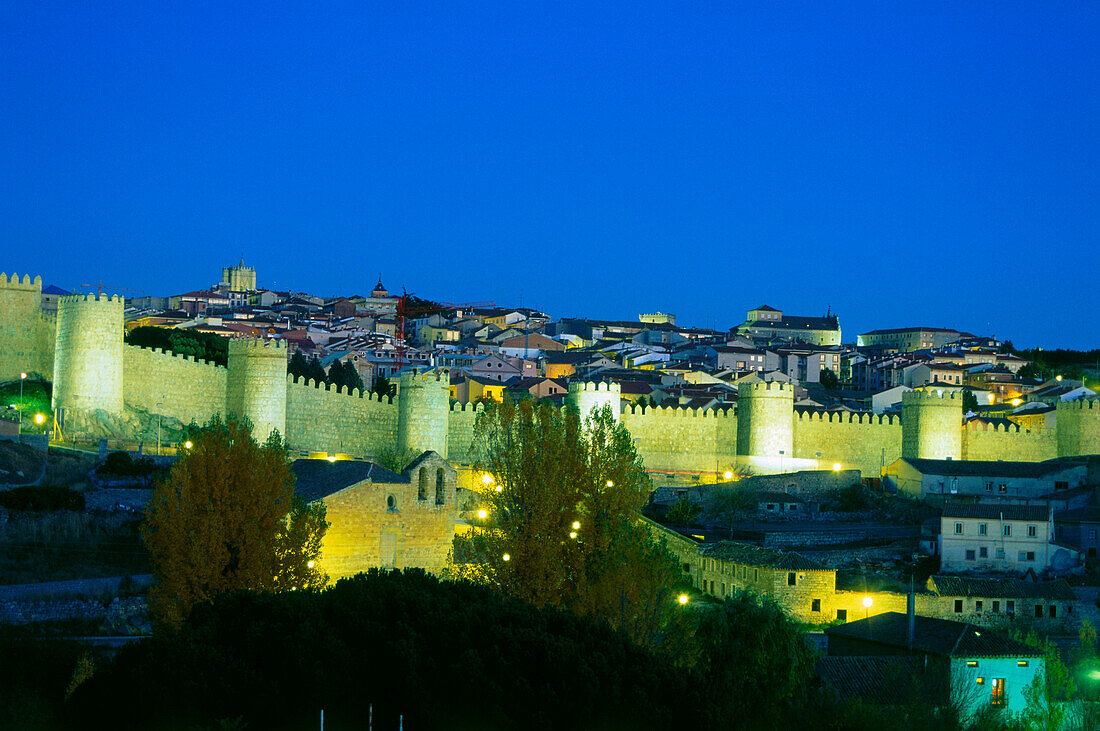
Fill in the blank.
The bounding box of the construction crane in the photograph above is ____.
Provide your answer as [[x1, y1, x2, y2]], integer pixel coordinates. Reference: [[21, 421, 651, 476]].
[[78, 281, 144, 298], [394, 289, 495, 371]]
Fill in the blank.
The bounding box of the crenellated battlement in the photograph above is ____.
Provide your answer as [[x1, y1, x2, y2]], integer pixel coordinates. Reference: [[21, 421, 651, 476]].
[[449, 401, 488, 413], [59, 293, 125, 305], [795, 410, 899, 427], [623, 403, 733, 419], [965, 420, 1055, 437], [286, 373, 394, 404], [0, 273, 42, 290], [738, 381, 793, 395], [127, 344, 227, 372], [227, 337, 287, 356], [568, 380, 621, 394], [902, 388, 961, 403], [1058, 398, 1099, 411]]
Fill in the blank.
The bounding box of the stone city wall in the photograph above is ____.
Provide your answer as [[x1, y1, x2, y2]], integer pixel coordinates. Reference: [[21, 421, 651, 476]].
[[284, 377, 398, 458], [793, 412, 901, 476], [123, 345, 228, 424]]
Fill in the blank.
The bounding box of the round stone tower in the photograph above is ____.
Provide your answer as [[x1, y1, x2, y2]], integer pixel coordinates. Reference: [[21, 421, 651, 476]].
[[397, 369, 450, 458], [736, 381, 794, 458], [567, 381, 622, 423], [52, 293, 124, 414], [901, 388, 963, 460], [1056, 398, 1100, 457], [226, 339, 288, 442]]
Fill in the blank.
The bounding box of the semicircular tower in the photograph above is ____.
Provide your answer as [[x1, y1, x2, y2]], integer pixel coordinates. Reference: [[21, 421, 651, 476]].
[[52, 294, 124, 414], [567, 381, 622, 423], [226, 339, 288, 442], [397, 369, 450, 458], [901, 388, 963, 460], [736, 381, 794, 458]]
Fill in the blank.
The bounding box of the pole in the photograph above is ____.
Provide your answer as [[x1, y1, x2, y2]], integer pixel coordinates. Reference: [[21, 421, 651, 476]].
[[18, 375, 24, 437]]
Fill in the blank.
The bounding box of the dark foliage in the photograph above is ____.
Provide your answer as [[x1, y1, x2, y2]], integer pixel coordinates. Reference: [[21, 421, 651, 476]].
[[0, 628, 84, 730], [69, 570, 710, 731], [125, 327, 229, 367], [0, 485, 84, 511], [819, 368, 839, 390], [96, 451, 162, 479]]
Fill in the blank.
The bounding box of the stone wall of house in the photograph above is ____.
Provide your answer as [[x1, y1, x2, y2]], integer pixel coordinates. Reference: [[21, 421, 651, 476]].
[[318, 459, 457, 580]]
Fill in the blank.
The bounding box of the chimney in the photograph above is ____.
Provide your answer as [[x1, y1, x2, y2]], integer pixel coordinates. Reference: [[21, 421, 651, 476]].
[[907, 591, 916, 649]]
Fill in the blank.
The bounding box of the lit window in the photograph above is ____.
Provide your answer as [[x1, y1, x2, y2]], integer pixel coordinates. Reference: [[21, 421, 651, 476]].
[[991, 678, 1006, 707]]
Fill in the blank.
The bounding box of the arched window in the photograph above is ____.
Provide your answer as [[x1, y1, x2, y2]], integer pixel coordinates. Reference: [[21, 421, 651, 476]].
[[418, 469, 428, 500], [436, 468, 446, 505]]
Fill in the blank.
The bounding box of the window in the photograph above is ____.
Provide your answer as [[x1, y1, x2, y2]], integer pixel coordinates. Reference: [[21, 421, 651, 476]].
[[979, 523, 988, 536], [1049, 605, 1057, 618], [991, 678, 1006, 707], [418, 469, 429, 501], [1027, 525, 1037, 538], [1035, 605, 1043, 618], [955, 599, 964, 613], [1027, 551, 1035, 561], [976, 600, 983, 613], [1089, 530, 1097, 541], [999, 484, 1007, 494], [1017, 661, 1029, 667], [1003, 525, 1012, 537], [788, 572, 797, 586], [966, 660, 979, 667], [836, 609, 847, 621], [1007, 601, 1015, 615], [979, 547, 988, 558], [966, 550, 976, 561], [985, 482, 993, 493], [1019, 551, 1028, 561], [996, 549, 1005, 559], [993, 601, 1000, 613], [435, 468, 446, 506], [386, 494, 398, 512], [812, 599, 821, 612], [955, 522, 964, 535]]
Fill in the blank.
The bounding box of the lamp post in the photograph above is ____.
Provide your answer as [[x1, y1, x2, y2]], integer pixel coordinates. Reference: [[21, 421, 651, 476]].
[[17, 372, 26, 436], [156, 402, 163, 456]]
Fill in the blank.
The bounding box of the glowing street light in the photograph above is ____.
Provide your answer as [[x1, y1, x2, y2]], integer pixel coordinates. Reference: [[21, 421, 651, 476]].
[[34, 413, 45, 425], [832, 463, 842, 472], [502, 553, 511, 562], [307, 560, 315, 569], [481, 473, 494, 485], [477, 509, 488, 519], [678, 594, 689, 605], [495, 485, 503, 492], [569, 531, 577, 539], [184, 440, 193, 449], [723, 470, 733, 480], [17, 372, 26, 437], [571, 521, 581, 530], [606, 480, 614, 488], [862, 596, 873, 608]]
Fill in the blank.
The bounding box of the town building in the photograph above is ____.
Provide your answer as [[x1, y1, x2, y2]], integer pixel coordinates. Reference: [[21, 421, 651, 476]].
[[735, 305, 841, 346], [857, 327, 962, 353], [939, 503, 1079, 575]]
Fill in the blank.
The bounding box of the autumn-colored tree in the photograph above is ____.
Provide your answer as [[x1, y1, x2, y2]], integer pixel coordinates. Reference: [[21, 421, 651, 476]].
[[469, 398, 683, 649], [141, 417, 328, 629]]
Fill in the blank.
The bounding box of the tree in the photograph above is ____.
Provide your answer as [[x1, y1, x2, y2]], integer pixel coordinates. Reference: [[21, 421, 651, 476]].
[[304, 355, 327, 385], [664, 496, 701, 525], [141, 417, 328, 629], [819, 367, 839, 390], [469, 398, 683, 650], [371, 374, 394, 399], [961, 389, 979, 413], [287, 350, 308, 380], [327, 359, 363, 393]]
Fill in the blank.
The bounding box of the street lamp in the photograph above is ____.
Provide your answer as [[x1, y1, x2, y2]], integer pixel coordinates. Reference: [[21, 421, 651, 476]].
[[678, 594, 689, 605], [832, 463, 842, 472], [34, 413, 45, 426], [156, 401, 163, 456], [862, 595, 873, 621], [477, 509, 488, 519]]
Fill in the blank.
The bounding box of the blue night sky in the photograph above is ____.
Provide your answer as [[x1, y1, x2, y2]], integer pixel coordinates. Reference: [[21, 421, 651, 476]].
[[2, 3, 1097, 348]]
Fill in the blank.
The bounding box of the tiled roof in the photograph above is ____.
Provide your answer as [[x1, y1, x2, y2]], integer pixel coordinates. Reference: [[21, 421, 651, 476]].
[[826, 612, 1043, 658], [700, 541, 827, 571], [748, 315, 839, 331], [861, 327, 959, 336], [816, 656, 948, 706], [904, 458, 1077, 479], [1054, 506, 1100, 524], [942, 503, 1050, 521], [928, 575, 1076, 601], [292, 459, 406, 503]]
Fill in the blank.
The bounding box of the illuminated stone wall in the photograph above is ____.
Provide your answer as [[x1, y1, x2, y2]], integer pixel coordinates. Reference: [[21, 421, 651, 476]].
[[736, 382, 794, 459], [123, 345, 228, 423], [284, 377, 398, 458], [792, 412, 902, 476], [397, 370, 451, 458], [621, 404, 738, 476], [226, 339, 288, 442], [52, 294, 124, 414], [0, 273, 55, 382], [318, 454, 457, 579], [901, 389, 963, 460]]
